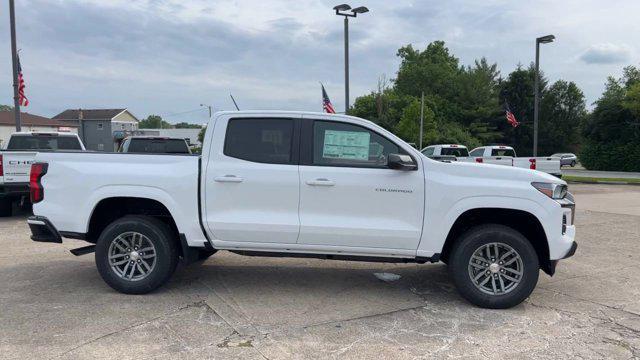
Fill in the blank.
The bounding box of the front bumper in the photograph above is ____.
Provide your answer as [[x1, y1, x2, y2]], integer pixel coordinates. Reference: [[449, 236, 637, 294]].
[[27, 216, 62, 243]]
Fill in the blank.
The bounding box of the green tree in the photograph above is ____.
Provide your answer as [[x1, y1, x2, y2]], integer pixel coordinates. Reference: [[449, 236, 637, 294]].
[[581, 65, 640, 171], [197, 127, 206, 143], [538, 80, 587, 155], [498, 64, 548, 156], [394, 99, 437, 147], [139, 115, 172, 129], [174, 122, 202, 129], [0, 104, 14, 111]]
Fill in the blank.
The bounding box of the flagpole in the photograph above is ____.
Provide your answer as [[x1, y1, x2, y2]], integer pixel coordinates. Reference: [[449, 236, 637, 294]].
[[419, 91, 424, 150], [9, 0, 21, 132]]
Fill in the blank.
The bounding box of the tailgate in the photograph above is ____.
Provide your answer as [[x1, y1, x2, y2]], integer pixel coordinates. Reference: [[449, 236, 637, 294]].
[[0, 152, 37, 183], [534, 157, 561, 175], [483, 157, 513, 166]]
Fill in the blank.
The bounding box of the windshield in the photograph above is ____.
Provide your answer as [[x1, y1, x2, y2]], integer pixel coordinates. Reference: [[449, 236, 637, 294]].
[[127, 138, 190, 154], [7, 135, 82, 150], [441, 147, 469, 157]]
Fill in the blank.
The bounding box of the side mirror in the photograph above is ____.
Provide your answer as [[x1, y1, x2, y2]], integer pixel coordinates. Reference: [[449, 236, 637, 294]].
[[388, 153, 417, 170]]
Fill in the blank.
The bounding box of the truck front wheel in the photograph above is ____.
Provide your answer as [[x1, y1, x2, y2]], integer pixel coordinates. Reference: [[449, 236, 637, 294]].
[[449, 224, 539, 309], [95, 215, 178, 294]]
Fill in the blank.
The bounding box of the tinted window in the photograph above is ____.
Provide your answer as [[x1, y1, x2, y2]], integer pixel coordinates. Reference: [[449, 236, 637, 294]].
[[127, 138, 190, 154], [469, 148, 484, 157], [441, 147, 469, 157], [313, 121, 402, 168], [421, 147, 435, 156], [7, 135, 82, 150], [491, 148, 516, 157], [224, 118, 293, 164]]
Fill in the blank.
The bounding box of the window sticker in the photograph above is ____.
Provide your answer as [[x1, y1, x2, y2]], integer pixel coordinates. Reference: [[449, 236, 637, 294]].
[[322, 130, 370, 160]]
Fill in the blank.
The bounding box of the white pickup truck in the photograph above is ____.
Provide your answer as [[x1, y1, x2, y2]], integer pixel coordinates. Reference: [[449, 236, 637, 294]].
[[420, 144, 469, 162], [468, 145, 562, 177], [27, 111, 576, 309], [0, 132, 84, 216]]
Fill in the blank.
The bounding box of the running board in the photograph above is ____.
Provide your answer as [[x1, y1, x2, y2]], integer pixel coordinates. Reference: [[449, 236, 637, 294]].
[[70, 245, 96, 256], [229, 250, 440, 264]]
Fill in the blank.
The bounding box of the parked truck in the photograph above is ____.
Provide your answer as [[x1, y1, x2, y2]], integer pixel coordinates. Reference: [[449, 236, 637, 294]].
[[27, 111, 576, 309], [468, 145, 562, 177], [420, 144, 468, 162], [0, 132, 84, 216]]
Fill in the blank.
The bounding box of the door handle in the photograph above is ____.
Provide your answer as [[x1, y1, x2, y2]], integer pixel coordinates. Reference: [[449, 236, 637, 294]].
[[306, 178, 335, 186], [214, 175, 244, 183]]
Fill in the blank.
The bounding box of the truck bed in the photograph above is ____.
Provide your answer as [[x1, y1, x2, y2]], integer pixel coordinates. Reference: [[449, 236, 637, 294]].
[[32, 152, 208, 247]]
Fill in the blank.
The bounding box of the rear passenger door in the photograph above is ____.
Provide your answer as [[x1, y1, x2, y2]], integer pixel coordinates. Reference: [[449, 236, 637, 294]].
[[204, 116, 301, 244]]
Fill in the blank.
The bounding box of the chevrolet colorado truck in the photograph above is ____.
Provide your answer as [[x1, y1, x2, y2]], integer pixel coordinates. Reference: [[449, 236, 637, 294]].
[[27, 111, 576, 309], [0, 131, 84, 216]]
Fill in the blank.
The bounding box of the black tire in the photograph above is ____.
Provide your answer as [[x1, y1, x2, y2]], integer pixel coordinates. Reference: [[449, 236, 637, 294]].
[[570, 160, 576, 167], [0, 199, 12, 217], [449, 224, 539, 309], [95, 215, 178, 294]]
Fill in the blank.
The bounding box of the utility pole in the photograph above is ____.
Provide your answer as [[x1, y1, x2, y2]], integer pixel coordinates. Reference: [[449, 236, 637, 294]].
[[343, 16, 349, 113], [533, 34, 555, 156], [419, 91, 424, 150], [9, 0, 21, 132]]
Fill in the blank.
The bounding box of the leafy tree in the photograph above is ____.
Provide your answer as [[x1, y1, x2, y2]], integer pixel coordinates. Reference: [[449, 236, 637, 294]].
[[0, 104, 14, 111], [197, 127, 206, 143], [174, 122, 202, 129], [581, 65, 640, 171], [394, 99, 437, 147], [538, 80, 587, 155], [139, 115, 172, 129]]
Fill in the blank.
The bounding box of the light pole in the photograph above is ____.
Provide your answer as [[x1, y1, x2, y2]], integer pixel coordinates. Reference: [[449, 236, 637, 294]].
[[333, 4, 369, 113], [200, 104, 212, 120], [533, 34, 555, 157]]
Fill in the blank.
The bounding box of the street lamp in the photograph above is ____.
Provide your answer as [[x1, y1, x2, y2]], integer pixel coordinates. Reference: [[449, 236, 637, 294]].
[[333, 4, 369, 112], [200, 104, 212, 120], [533, 34, 555, 157]]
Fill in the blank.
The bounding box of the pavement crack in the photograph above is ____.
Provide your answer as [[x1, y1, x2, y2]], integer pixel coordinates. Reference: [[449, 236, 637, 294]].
[[303, 305, 425, 329]]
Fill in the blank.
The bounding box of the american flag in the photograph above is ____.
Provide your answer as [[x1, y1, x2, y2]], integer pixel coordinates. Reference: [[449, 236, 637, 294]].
[[17, 53, 29, 107], [504, 102, 519, 127], [321, 84, 335, 114]]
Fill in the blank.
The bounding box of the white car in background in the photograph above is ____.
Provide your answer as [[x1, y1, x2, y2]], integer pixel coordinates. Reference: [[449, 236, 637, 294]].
[[468, 145, 562, 178]]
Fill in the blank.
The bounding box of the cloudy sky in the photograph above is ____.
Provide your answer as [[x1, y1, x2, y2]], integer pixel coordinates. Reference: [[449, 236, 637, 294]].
[[1, 0, 639, 124]]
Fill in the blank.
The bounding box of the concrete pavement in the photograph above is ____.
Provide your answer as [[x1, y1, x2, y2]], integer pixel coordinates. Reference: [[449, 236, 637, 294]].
[[1, 183, 639, 359]]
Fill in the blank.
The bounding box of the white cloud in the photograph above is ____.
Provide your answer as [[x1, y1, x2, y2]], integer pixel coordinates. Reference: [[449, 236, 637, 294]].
[[580, 43, 632, 64]]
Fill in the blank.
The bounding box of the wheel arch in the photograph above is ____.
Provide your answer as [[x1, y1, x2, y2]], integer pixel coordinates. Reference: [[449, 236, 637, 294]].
[[440, 208, 553, 275], [86, 196, 179, 246]]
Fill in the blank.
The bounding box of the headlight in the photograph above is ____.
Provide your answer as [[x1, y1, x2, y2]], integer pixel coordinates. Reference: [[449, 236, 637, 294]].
[[531, 182, 568, 199]]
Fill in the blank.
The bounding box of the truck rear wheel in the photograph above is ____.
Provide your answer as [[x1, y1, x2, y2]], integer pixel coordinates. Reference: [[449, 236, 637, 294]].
[[0, 199, 12, 217], [95, 215, 178, 294], [449, 224, 539, 309]]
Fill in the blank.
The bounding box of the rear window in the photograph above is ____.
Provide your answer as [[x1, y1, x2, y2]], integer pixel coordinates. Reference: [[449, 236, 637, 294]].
[[127, 139, 190, 154], [441, 147, 469, 157], [7, 135, 82, 150], [491, 148, 516, 157], [224, 118, 293, 164]]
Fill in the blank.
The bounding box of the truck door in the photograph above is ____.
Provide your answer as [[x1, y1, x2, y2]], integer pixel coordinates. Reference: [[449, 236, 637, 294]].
[[203, 116, 300, 244], [297, 116, 425, 250]]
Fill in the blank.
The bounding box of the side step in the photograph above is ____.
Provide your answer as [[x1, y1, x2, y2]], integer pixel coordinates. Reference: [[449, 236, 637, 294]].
[[70, 245, 96, 256], [229, 250, 440, 264]]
